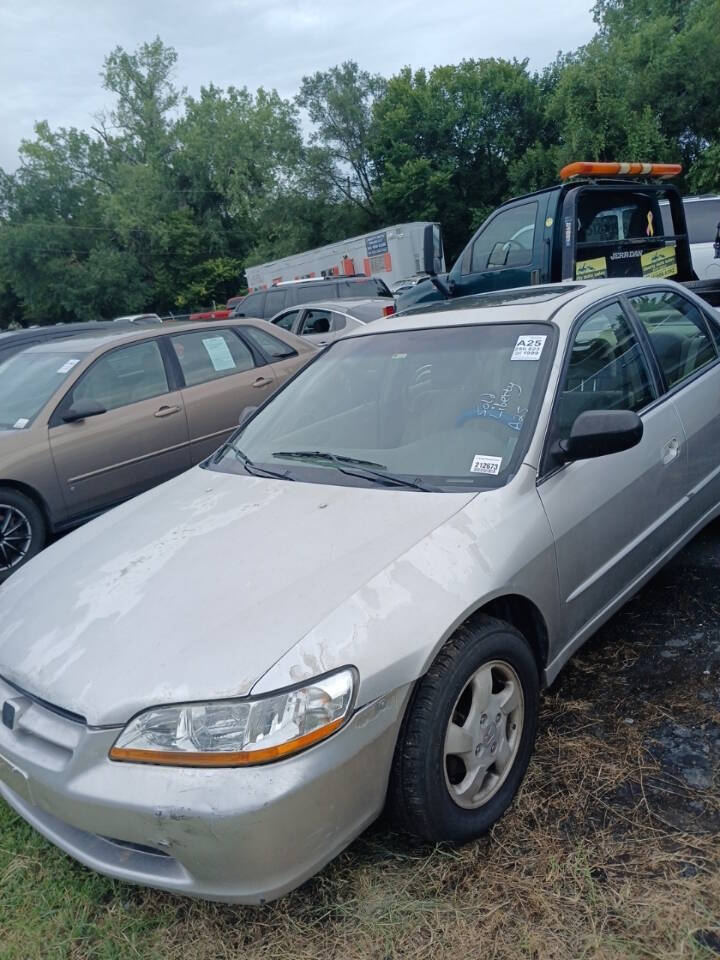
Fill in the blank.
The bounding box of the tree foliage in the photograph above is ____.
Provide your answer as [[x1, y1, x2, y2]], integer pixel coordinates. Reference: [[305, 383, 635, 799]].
[[1, 1, 719, 327]]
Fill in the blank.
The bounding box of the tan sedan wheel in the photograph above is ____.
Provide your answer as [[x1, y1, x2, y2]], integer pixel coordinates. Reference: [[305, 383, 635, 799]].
[[0, 488, 46, 581]]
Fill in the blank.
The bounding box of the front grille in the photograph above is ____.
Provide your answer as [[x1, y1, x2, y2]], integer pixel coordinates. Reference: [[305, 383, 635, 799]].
[[1, 675, 86, 724], [0, 676, 85, 771]]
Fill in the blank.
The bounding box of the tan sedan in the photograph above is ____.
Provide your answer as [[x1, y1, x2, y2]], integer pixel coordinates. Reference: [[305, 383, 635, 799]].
[[0, 319, 314, 578]]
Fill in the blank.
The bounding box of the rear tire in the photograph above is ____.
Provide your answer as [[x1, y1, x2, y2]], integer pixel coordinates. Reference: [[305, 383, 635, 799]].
[[0, 488, 46, 582], [388, 615, 539, 842]]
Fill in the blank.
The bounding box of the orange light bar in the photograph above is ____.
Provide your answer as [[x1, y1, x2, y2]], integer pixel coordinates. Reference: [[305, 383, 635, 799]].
[[559, 161, 682, 181], [109, 717, 345, 767]]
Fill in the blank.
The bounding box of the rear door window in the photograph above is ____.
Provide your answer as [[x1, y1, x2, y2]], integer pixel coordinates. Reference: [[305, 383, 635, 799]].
[[299, 309, 333, 336], [171, 330, 255, 387], [263, 289, 289, 317], [628, 290, 717, 388]]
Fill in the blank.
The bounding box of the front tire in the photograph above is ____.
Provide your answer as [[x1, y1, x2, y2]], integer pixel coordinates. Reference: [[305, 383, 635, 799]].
[[388, 615, 539, 842], [0, 488, 46, 582]]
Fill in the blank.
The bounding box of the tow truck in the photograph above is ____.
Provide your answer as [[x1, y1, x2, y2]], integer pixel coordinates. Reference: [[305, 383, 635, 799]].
[[398, 161, 720, 311]]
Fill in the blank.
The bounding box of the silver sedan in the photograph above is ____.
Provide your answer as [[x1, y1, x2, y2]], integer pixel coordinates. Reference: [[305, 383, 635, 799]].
[[0, 278, 718, 903], [269, 297, 395, 346]]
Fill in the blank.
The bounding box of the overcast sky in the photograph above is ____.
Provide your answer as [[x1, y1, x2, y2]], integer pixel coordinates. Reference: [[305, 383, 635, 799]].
[[0, 0, 597, 172]]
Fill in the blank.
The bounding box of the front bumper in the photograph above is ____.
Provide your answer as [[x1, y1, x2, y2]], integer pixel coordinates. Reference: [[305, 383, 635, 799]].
[[0, 682, 411, 903]]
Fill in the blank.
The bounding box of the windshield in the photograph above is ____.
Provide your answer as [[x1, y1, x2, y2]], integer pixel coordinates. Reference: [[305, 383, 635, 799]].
[[209, 323, 554, 491], [0, 350, 81, 429]]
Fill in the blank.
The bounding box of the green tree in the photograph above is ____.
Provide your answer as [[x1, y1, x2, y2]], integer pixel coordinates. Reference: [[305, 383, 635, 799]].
[[370, 59, 547, 262], [297, 62, 386, 217]]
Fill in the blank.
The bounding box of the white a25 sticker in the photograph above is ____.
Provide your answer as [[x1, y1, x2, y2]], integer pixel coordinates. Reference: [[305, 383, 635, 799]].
[[470, 454, 502, 476], [511, 335, 546, 361]]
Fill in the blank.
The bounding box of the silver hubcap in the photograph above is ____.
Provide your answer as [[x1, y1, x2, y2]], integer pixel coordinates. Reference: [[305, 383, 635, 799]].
[[443, 660, 524, 809], [0, 504, 32, 571]]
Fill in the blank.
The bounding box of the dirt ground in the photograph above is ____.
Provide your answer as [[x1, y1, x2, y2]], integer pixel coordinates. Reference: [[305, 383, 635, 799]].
[[2, 520, 719, 959]]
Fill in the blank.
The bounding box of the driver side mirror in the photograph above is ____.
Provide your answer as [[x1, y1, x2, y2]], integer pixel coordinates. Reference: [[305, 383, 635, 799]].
[[422, 223, 444, 276], [62, 399, 107, 423], [559, 409, 643, 462]]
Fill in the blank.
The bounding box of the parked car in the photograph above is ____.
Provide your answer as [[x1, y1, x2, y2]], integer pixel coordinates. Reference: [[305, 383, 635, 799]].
[[270, 297, 396, 346], [1, 278, 718, 903], [0, 319, 313, 578], [231, 275, 394, 320], [225, 295, 246, 312], [391, 274, 428, 295], [112, 314, 163, 325], [188, 309, 231, 321]]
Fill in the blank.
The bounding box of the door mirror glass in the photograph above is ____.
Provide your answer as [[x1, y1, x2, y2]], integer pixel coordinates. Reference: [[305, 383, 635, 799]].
[[62, 399, 107, 423], [561, 409, 643, 461]]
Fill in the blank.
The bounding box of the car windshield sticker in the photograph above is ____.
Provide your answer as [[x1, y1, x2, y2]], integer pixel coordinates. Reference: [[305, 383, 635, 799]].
[[203, 336, 236, 371], [12, 418, 29, 430], [641, 245, 677, 279], [576, 256, 607, 280], [57, 358, 80, 374], [470, 454, 503, 475], [392, 353, 407, 359], [511, 335, 547, 361], [646, 211, 655, 237]]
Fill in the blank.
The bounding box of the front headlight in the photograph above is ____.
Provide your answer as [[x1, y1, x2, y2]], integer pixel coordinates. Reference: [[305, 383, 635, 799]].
[[109, 668, 356, 767]]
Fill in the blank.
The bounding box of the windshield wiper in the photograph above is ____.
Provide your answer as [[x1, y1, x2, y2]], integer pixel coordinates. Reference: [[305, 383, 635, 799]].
[[232, 446, 294, 481], [271, 450, 434, 491]]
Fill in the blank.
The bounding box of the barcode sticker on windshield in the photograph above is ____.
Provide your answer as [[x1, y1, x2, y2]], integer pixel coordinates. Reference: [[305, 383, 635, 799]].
[[13, 418, 29, 429], [57, 358, 80, 374], [511, 335, 546, 361], [470, 454, 502, 476]]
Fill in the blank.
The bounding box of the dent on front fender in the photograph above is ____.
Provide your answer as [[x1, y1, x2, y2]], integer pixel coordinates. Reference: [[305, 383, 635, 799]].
[[252, 467, 562, 707]]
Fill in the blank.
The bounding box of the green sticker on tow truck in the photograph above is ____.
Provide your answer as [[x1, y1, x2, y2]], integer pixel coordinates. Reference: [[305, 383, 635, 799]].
[[576, 256, 607, 280]]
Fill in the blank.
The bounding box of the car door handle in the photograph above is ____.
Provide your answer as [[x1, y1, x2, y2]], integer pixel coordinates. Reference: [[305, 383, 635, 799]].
[[252, 377, 274, 388], [661, 437, 680, 464], [154, 404, 181, 418]]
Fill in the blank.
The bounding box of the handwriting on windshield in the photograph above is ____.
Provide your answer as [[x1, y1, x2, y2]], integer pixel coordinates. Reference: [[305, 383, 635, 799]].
[[460, 381, 528, 431]]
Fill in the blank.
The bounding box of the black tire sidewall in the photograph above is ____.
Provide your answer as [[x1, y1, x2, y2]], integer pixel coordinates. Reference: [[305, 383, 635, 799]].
[[0, 487, 46, 579], [404, 623, 539, 842]]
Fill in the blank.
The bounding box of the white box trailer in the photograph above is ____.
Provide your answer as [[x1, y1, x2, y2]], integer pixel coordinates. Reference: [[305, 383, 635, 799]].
[[244, 222, 445, 291]]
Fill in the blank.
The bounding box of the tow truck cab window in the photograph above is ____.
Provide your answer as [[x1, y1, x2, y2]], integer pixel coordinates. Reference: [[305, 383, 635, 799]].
[[463, 202, 539, 275]]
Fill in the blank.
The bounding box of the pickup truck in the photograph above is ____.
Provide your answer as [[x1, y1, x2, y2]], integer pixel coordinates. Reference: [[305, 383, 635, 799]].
[[398, 161, 720, 312]]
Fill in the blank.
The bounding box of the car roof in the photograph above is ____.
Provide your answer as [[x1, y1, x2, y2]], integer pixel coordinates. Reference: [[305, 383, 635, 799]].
[[287, 298, 389, 312], [13, 317, 279, 359], [355, 278, 691, 337]]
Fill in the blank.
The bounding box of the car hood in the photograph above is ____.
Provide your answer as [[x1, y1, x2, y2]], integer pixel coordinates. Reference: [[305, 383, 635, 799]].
[[0, 467, 475, 725]]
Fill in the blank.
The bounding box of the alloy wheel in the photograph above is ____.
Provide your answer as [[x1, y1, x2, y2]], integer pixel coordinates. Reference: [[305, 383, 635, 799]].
[[0, 503, 33, 571]]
